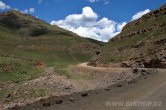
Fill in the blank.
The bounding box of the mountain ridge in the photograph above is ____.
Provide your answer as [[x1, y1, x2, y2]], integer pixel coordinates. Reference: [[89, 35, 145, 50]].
[[0, 10, 103, 83], [89, 3, 166, 68]]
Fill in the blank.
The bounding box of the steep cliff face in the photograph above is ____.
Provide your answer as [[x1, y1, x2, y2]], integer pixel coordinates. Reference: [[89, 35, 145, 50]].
[[89, 4, 166, 68]]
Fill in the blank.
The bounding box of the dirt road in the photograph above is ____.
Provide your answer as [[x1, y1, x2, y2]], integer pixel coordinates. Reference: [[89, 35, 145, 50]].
[[6, 63, 166, 110], [40, 68, 166, 110]]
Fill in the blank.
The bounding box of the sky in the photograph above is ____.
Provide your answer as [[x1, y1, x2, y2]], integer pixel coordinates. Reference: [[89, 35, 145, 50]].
[[0, 0, 166, 42]]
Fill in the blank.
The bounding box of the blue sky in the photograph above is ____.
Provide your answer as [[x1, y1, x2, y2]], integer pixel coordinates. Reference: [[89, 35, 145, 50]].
[[0, 0, 166, 41]]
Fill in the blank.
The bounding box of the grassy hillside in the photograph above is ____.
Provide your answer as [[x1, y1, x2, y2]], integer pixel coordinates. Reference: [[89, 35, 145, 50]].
[[0, 10, 103, 83], [89, 4, 166, 68]]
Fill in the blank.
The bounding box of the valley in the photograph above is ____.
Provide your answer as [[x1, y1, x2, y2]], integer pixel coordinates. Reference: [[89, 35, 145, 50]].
[[0, 3, 166, 110]]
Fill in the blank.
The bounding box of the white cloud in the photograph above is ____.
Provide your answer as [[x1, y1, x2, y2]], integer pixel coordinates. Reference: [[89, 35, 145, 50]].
[[117, 22, 127, 32], [38, 0, 43, 4], [29, 8, 35, 13], [87, 0, 109, 5], [51, 6, 125, 42], [103, 0, 109, 5], [50, 7, 151, 42], [24, 9, 28, 13], [23, 8, 35, 13], [0, 1, 10, 10], [132, 9, 150, 21], [88, 0, 95, 2]]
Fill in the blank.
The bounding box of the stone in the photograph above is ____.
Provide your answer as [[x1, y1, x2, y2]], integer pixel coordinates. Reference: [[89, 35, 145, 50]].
[[117, 84, 122, 87], [43, 102, 51, 106], [56, 99, 63, 104], [81, 93, 88, 97], [69, 98, 74, 102], [133, 69, 138, 74], [105, 88, 110, 91], [6, 94, 11, 98]]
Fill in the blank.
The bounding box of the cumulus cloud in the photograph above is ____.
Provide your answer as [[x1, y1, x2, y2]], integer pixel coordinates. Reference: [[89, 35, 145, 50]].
[[23, 8, 35, 13], [0, 1, 10, 10], [51, 7, 151, 42], [51, 7, 150, 42], [132, 9, 150, 21], [51, 7, 126, 42]]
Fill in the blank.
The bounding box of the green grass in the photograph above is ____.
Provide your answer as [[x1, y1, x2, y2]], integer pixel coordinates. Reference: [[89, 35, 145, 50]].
[[122, 14, 166, 35], [100, 14, 166, 64], [101, 32, 147, 63], [0, 58, 43, 83], [0, 88, 49, 102], [0, 10, 102, 84], [0, 90, 7, 99]]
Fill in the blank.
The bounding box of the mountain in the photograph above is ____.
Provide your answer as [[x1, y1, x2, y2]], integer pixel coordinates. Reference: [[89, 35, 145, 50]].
[[0, 10, 103, 83], [89, 4, 166, 68]]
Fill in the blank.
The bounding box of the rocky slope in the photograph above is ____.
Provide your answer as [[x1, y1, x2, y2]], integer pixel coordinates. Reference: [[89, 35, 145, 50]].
[[89, 4, 166, 68]]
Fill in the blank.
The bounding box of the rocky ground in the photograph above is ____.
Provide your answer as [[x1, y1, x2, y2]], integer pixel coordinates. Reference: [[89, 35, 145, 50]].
[[0, 63, 140, 110], [39, 68, 166, 110], [5, 66, 163, 110]]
